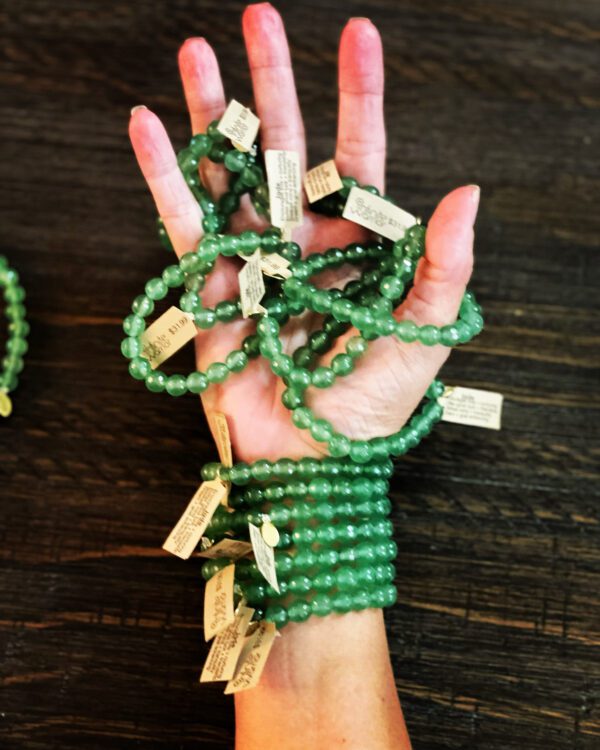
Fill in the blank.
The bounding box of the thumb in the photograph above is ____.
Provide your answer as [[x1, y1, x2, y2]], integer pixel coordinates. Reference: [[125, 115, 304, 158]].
[[400, 184, 479, 326]]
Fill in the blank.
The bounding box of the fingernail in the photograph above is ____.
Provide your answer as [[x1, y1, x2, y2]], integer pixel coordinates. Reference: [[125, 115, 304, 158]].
[[130, 105, 147, 117], [180, 36, 206, 52], [469, 184, 481, 205]]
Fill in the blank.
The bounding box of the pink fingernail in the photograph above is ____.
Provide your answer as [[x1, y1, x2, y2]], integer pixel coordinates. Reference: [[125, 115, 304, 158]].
[[130, 105, 147, 117], [180, 36, 206, 52], [469, 185, 480, 205]]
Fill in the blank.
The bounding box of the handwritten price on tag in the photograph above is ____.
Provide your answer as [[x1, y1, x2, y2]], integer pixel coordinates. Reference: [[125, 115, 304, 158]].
[[142, 333, 170, 364], [143, 313, 190, 363], [140, 306, 198, 369]]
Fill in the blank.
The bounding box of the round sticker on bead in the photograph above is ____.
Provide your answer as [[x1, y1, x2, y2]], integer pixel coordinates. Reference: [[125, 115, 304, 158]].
[[260, 521, 280, 548]]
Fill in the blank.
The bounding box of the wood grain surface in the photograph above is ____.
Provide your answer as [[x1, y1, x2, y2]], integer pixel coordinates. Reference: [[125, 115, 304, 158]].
[[1, 1, 599, 747]]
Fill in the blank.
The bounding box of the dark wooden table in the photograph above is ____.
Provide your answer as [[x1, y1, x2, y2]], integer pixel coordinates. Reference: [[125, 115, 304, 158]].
[[1, 1, 598, 747]]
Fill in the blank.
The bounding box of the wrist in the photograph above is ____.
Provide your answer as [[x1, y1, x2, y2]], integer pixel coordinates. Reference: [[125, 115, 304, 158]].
[[254, 607, 389, 689], [233, 607, 411, 750]]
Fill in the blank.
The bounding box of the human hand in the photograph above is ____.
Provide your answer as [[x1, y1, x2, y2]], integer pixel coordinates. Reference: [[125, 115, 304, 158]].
[[129, 3, 480, 463]]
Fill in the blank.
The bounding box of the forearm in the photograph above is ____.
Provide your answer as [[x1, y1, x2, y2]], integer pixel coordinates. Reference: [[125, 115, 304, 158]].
[[234, 608, 411, 750]]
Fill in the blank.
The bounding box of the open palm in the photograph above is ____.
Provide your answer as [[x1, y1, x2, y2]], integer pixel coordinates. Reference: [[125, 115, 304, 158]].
[[129, 3, 479, 463]]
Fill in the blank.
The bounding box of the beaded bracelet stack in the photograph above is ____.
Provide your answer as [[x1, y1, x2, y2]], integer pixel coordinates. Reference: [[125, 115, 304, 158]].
[[201, 457, 397, 626], [0, 256, 28, 417], [121, 115, 484, 630]]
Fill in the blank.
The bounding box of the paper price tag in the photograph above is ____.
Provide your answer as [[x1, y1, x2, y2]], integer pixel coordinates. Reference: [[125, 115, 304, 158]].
[[216, 100, 260, 153], [140, 306, 197, 369], [197, 538, 253, 560], [264, 149, 303, 232], [439, 386, 504, 430], [239, 250, 267, 318], [259, 252, 292, 279], [210, 411, 233, 467], [200, 603, 255, 682], [248, 522, 279, 593], [342, 186, 416, 242], [204, 563, 236, 641], [209, 411, 232, 507], [224, 620, 277, 694], [304, 159, 343, 203], [162, 480, 227, 559], [280, 223, 295, 242]]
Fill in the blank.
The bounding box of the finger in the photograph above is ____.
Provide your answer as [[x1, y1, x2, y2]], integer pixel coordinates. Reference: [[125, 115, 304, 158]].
[[335, 18, 386, 191], [242, 3, 306, 172], [129, 106, 202, 257], [129, 107, 238, 305], [400, 185, 479, 325], [178, 37, 229, 198]]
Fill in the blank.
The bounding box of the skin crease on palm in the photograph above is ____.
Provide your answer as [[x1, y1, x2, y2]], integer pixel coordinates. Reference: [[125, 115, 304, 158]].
[[128, 2, 480, 465]]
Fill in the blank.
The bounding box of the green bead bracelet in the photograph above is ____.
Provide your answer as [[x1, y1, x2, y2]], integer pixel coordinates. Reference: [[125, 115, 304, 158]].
[[0, 256, 28, 417], [158, 120, 268, 249], [201, 457, 394, 484], [122, 225, 302, 396], [282, 232, 483, 345]]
